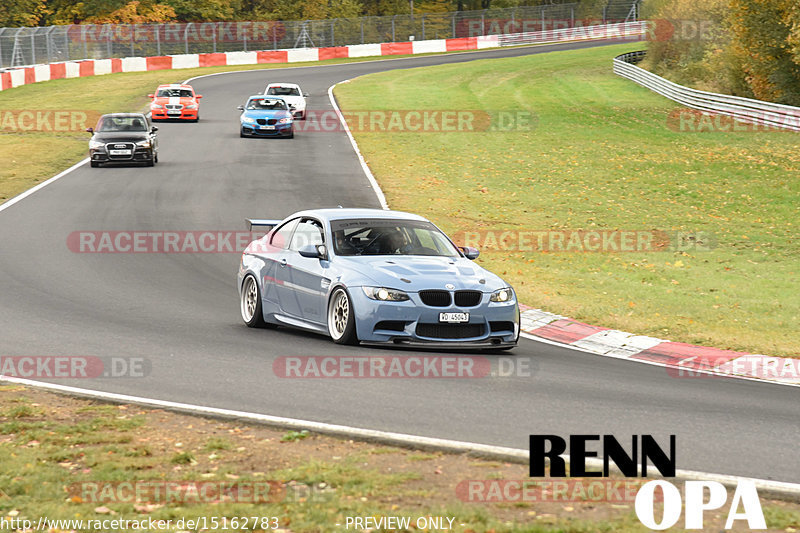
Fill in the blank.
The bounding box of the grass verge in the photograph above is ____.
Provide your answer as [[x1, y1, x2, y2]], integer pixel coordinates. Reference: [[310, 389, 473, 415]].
[[2, 384, 800, 532], [334, 42, 800, 357]]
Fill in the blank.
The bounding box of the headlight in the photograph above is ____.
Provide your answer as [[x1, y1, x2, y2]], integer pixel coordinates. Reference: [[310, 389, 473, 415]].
[[135, 140, 151, 148], [278, 117, 292, 124], [490, 287, 514, 302], [151, 103, 163, 109], [186, 104, 198, 109], [362, 287, 410, 302], [242, 117, 256, 124], [88, 140, 105, 149]]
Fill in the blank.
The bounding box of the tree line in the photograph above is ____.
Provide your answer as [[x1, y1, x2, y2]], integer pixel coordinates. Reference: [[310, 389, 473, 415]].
[[0, 0, 572, 26], [642, 0, 800, 106]]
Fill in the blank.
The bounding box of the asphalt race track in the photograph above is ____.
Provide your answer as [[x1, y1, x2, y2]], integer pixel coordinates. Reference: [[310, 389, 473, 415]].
[[1, 39, 797, 484]]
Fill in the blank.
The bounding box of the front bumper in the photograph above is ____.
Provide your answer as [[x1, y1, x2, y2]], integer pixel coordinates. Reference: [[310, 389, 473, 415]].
[[350, 288, 519, 349], [89, 147, 154, 163], [241, 123, 293, 137], [151, 108, 198, 120]]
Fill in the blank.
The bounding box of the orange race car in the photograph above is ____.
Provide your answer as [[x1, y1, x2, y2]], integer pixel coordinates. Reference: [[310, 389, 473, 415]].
[[148, 84, 203, 122]]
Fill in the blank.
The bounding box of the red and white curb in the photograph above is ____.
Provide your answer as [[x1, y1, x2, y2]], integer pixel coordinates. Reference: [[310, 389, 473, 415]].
[[520, 306, 800, 386]]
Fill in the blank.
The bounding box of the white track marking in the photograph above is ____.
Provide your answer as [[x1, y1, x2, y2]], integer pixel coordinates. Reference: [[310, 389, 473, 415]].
[[0, 158, 88, 214]]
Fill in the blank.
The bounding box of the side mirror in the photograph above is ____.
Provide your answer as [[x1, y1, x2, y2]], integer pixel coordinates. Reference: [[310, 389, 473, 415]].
[[151, 126, 158, 133], [196, 95, 203, 99], [303, 92, 309, 97], [459, 246, 480, 260], [298, 244, 327, 259], [147, 94, 154, 98], [237, 105, 244, 111], [86, 127, 94, 133]]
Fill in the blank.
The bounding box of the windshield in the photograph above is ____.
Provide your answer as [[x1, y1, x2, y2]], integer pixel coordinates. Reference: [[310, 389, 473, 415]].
[[331, 218, 460, 257], [246, 98, 287, 110], [156, 88, 193, 98], [267, 86, 300, 96], [96, 116, 148, 132]]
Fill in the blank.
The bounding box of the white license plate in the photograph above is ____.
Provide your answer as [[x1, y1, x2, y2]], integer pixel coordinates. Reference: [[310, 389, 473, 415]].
[[167, 110, 181, 114], [260, 125, 275, 130], [439, 312, 469, 323], [109, 149, 131, 155]]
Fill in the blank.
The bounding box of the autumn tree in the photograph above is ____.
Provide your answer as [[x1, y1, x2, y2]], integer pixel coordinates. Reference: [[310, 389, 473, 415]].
[[728, 0, 800, 105]]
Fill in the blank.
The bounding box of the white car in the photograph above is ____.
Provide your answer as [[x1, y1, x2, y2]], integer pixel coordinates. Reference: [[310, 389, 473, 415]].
[[264, 83, 308, 120]]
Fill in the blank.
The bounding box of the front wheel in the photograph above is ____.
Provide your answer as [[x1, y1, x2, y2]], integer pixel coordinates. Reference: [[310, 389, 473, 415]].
[[241, 275, 266, 328], [327, 287, 357, 345]]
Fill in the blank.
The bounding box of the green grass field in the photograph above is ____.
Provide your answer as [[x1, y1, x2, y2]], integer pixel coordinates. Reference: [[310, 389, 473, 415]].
[[334, 43, 800, 357]]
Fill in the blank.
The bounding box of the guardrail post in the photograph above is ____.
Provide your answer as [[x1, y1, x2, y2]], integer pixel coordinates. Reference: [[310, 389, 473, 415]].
[[421, 14, 425, 40], [184, 23, 191, 54], [481, 12, 485, 36], [130, 24, 135, 56], [155, 24, 161, 55], [330, 19, 335, 45], [451, 13, 456, 38], [360, 18, 364, 44], [30, 30, 36, 64], [213, 23, 217, 53]]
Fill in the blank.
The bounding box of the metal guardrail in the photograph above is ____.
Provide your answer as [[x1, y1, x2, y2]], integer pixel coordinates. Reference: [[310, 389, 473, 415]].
[[613, 50, 800, 131], [0, 4, 605, 68]]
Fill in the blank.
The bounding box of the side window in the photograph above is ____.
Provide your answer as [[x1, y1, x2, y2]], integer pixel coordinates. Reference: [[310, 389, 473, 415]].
[[270, 218, 299, 250], [290, 219, 324, 251]]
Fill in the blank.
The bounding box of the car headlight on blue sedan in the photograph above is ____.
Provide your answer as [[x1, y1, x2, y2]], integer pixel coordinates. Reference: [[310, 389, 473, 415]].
[[490, 287, 514, 302], [278, 117, 293, 124], [362, 287, 410, 302], [242, 117, 256, 124]]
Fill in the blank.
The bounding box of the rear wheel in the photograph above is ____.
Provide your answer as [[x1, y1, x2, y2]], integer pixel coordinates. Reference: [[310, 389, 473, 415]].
[[327, 287, 357, 345], [241, 275, 266, 328]]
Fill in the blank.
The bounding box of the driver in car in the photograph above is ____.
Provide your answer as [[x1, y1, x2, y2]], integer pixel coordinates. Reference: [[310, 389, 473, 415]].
[[379, 229, 410, 254]]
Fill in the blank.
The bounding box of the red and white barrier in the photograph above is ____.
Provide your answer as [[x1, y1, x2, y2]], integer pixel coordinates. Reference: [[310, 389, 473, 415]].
[[0, 23, 642, 93]]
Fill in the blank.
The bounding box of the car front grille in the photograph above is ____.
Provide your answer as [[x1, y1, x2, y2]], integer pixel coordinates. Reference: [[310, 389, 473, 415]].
[[105, 142, 135, 159], [418, 290, 451, 307], [454, 290, 482, 307], [255, 118, 279, 126], [165, 104, 183, 110], [416, 323, 484, 339]]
